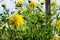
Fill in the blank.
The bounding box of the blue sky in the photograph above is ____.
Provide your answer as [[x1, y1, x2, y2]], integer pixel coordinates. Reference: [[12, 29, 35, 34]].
[[0, 0, 45, 13], [0, 0, 60, 14]]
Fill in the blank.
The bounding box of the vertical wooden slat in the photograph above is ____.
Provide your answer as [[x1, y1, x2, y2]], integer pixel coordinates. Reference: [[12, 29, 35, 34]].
[[45, 0, 51, 39], [45, 0, 50, 25], [45, 0, 50, 18]]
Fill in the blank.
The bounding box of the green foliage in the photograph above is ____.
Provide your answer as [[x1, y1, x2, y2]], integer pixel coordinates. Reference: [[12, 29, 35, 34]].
[[0, 1, 59, 40]]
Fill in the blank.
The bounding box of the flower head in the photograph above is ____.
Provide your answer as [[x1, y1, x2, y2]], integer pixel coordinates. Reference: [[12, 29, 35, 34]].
[[28, 0, 32, 3], [29, 2, 38, 8], [40, 2, 45, 5], [9, 14, 24, 27], [16, 0, 24, 7], [2, 4, 6, 8]]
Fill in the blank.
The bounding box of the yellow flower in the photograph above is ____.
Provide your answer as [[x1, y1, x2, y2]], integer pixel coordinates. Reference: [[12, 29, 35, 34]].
[[40, 2, 45, 5], [29, 2, 38, 8], [56, 20, 60, 30], [50, 37, 60, 40], [28, 0, 32, 3], [16, 0, 24, 7], [9, 14, 24, 27], [51, 2, 56, 6]]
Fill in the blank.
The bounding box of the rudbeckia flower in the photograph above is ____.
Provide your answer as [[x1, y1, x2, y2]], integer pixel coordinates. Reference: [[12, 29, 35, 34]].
[[9, 14, 24, 27], [29, 2, 38, 8], [16, 0, 24, 7]]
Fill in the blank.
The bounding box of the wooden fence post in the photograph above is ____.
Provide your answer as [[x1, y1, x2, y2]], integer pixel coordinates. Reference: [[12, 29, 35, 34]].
[[45, 0, 51, 25]]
